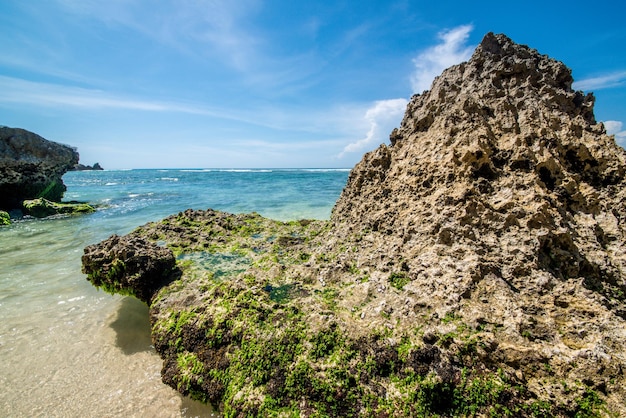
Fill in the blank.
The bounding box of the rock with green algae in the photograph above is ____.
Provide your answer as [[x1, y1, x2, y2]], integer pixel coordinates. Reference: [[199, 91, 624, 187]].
[[82, 234, 178, 303], [0, 210, 10, 225], [81, 33, 626, 417], [83, 209, 617, 417], [22, 197, 95, 218]]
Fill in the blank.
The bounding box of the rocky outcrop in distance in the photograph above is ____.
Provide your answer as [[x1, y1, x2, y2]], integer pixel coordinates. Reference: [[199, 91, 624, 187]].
[[82, 33, 626, 417], [72, 162, 103, 171], [0, 126, 78, 209], [0, 126, 95, 218]]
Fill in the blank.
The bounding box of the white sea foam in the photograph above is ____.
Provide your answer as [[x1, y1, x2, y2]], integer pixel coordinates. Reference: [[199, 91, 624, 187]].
[[57, 295, 86, 304]]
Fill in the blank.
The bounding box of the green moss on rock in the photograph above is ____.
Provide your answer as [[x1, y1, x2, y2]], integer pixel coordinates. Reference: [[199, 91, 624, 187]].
[[22, 197, 95, 218], [0, 211, 10, 226], [150, 268, 607, 417], [82, 234, 179, 304], [82, 209, 616, 417]]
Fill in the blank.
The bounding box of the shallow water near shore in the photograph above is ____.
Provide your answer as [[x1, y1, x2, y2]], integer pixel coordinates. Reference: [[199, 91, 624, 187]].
[[0, 169, 348, 417]]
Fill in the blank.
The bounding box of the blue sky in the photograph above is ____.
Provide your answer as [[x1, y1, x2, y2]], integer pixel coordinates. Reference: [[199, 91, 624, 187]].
[[1, 1, 625, 169]]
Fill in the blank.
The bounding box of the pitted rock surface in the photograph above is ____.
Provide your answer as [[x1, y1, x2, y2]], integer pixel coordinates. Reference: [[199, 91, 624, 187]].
[[328, 32, 626, 411], [82, 234, 178, 304]]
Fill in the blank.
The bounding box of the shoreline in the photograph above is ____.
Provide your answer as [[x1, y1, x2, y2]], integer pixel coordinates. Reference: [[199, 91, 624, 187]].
[[1, 169, 347, 416]]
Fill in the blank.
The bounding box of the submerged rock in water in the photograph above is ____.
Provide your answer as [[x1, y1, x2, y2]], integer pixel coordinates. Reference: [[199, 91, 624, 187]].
[[82, 33, 626, 417], [0, 126, 79, 211]]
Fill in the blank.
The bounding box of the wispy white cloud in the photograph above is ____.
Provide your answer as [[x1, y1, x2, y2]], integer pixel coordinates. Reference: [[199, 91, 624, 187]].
[[330, 22, 372, 57], [338, 98, 408, 158], [0, 75, 322, 136], [573, 71, 626, 91], [337, 24, 475, 159], [336, 25, 476, 159], [410, 24, 474, 94], [604, 120, 626, 147], [0, 75, 373, 144], [51, 0, 325, 96], [0, 54, 101, 87], [604, 120, 623, 134], [55, 0, 262, 71], [0, 75, 218, 113]]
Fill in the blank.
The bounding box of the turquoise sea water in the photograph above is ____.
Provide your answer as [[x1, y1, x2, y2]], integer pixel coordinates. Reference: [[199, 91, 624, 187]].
[[0, 169, 349, 417]]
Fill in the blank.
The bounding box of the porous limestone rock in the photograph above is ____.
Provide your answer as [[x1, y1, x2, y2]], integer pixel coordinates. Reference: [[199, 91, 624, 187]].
[[326, 31, 626, 414], [82, 33, 626, 416], [0, 126, 79, 210], [82, 234, 178, 304]]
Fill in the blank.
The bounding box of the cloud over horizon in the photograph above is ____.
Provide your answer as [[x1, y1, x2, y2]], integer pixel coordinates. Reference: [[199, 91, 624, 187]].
[[410, 25, 475, 94], [605, 120, 626, 147], [573, 71, 626, 91], [339, 25, 476, 159], [338, 98, 408, 158]]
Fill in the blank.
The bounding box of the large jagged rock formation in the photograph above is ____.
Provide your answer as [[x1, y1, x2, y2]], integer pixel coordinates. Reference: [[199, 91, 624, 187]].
[[0, 126, 79, 210], [328, 30, 626, 412], [82, 33, 626, 416]]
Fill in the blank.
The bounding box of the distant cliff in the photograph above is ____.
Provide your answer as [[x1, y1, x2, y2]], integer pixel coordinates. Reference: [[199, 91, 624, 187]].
[[82, 33, 626, 416], [72, 162, 103, 171], [0, 127, 79, 210]]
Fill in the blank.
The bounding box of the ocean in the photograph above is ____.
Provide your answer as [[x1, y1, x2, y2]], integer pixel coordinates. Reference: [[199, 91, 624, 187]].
[[0, 168, 349, 417]]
